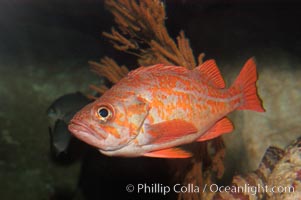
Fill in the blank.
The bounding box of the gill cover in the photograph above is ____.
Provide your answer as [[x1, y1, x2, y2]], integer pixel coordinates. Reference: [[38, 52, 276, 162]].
[[96, 95, 150, 151], [119, 95, 150, 140]]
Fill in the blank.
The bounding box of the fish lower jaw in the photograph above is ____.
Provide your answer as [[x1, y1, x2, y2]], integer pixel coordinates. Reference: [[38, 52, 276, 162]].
[[68, 124, 105, 148]]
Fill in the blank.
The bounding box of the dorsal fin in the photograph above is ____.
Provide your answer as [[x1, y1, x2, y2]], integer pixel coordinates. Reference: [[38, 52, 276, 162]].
[[128, 64, 188, 77], [193, 60, 226, 88]]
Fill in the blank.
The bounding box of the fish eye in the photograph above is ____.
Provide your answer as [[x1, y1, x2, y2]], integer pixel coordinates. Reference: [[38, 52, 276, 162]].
[[97, 106, 113, 122]]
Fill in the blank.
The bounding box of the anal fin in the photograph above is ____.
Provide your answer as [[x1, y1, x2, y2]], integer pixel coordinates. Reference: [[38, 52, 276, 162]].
[[197, 117, 234, 142], [144, 148, 192, 158]]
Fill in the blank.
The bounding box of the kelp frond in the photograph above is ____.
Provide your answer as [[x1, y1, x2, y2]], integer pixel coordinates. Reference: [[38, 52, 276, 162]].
[[103, 0, 204, 69]]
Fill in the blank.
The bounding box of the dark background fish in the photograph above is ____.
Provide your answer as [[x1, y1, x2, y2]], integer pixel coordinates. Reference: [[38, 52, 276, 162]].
[[47, 92, 92, 157]]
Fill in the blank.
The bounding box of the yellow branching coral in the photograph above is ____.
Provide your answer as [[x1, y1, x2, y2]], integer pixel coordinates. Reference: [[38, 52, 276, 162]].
[[91, 0, 205, 94], [102, 0, 204, 69]]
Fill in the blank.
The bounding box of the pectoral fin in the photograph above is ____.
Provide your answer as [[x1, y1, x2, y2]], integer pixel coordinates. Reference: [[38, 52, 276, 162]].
[[144, 147, 192, 158], [146, 119, 198, 144], [197, 117, 234, 142]]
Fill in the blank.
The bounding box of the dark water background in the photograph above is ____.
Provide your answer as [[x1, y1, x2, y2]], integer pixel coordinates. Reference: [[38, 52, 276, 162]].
[[0, 0, 300, 199]]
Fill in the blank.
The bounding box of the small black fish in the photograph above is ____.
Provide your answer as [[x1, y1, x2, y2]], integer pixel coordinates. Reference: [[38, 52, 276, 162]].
[[47, 92, 92, 156], [49, 119, 72, 155]]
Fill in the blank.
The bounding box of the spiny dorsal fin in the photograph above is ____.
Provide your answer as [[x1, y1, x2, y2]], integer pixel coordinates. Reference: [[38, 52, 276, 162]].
[[128, 64, 188, 77], [193, 59, 225, 88]]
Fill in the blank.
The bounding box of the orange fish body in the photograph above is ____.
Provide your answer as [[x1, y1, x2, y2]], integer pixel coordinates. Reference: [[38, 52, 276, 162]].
[[68, 58, 264, 158]]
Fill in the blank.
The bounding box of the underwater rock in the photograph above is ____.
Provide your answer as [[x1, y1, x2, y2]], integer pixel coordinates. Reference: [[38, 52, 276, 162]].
[[210, 146, 284, 200], [210, 136, 301, 200], [266, 136, 301, 200]]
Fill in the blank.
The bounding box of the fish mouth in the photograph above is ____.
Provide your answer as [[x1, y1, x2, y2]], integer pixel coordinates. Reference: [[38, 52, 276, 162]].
[[68, 119, 107, 140]]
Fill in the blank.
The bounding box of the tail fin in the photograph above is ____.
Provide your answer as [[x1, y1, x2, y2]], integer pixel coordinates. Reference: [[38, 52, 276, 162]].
[[231, 58, 265, 112]]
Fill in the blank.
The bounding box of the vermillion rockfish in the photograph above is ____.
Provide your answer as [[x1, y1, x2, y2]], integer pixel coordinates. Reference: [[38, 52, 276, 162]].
[[68, 58, 265, 158]]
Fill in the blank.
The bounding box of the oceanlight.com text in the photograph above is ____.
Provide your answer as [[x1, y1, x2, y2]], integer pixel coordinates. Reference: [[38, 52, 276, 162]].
[[205, 183, 295, 196]]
